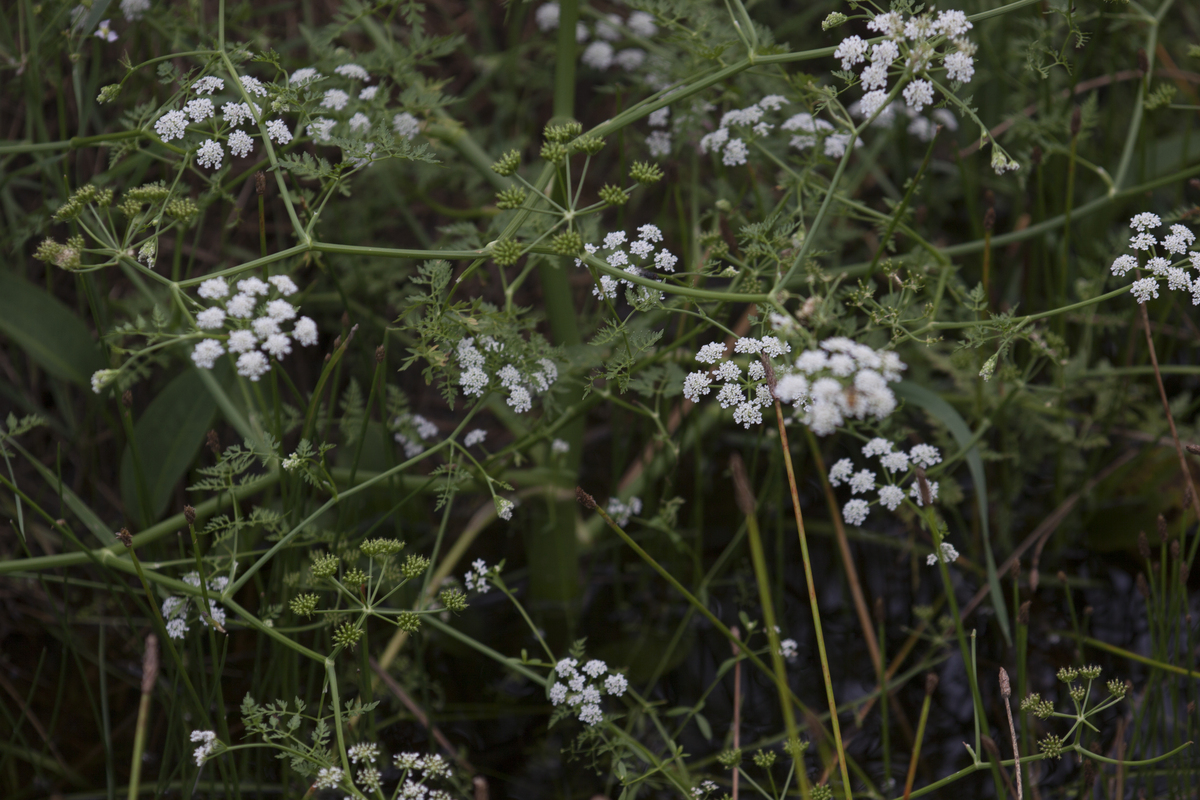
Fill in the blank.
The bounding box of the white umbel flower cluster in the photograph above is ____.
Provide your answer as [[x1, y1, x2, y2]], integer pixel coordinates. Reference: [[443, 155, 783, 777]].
[[190, 730, 219, 767], [453, 336, 559, 414], [153, 71, 291, 169], [772, 338, 905, 435], [464, 558, 496, 592], [682, 335, 793, 429], [549, 655, 628, 726], [606, 496, 642, 526], [833, 7, 1007, 172], [828, 438, 943, 528], [577, 225, 678, 302], [1109, 213, 1199, 305], [189, 274, 317, 380], [393, 412, 440, 459], [162, 573, 230, 639]]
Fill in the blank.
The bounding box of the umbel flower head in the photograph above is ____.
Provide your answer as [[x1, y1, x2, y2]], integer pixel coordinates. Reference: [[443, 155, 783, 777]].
[[1109, 213, 1199, 304], [548, 654, 628, 726]]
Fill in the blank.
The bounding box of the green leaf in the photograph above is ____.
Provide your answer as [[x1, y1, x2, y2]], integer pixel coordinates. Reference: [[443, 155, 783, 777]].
[[893, 381, 1011, 644], [0, 273, 104, 386], [120, 368, 219, 526]]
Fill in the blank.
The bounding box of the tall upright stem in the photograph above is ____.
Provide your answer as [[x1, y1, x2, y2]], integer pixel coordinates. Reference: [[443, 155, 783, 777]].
[[773, 402, 853, 799]]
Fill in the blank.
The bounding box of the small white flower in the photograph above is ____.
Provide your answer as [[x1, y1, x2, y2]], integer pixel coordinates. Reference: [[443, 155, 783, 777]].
[[909, 444, 942, 468], [1130, 212, 1162, 232], [262, 334, 292, 359], [307, 117, 336, 141], [834, 35, 868, 70], [733, 401, 763, 428], [582, 41, 614, 70], [293, 317, 318, 346], [185, 98, 215, 123], [1147, 256, 1170, 276], [648, 108, 670, 128], [849, 469, 876, 494], [239, 75, 268, 97], [348, 743, 379, 764], [265, 299, 297, 321], [393, 112, 420, 139], [1130, 232, 1157, 251], [627, 10, 657, 37], [95, 18, 118, 42], [228, 129, 254, 158], [722, 138, 748, 166], [1111, 254, 1139, 277], [495, 498, 514, 521], [551, 438, 570, 454], [267, 275, 298, 296], [829, 458, 854, 486], [926, 541, 959, 565], [843, 498, 869, 526], [683, 371, 712, 402], [236, 351, 270, 381], [582, 659, 607, 678], [880, 451, 910, 473], [654, 249, 678, 272], [196, 308, 226, 330], [315, 766, 344, 789], [321, 89, 350, 111], [196, 139, 225, 170], [290, 68, 322, 85], [578, 703, 603, 726], [266, 119, 292, 145], [192, 76, 223, 95], [227, 330, 257, 353], [349, 112, 371, 133], [1131, 277, 1159, 304], [550, 683, 568, 705], [714, 361, 741, 382], [253, 316, 281, 339], [615, 48, 646, 71], [556, 657, 578, 677], [166, 617, 189, 639], [334, 63, 370, 81], [464, 429, 487, 447], [197, 277, 229, 299], [191, 339, 224, 369], [879, 485, 905, 511], [646, 130, 672, 158], [154, 110, 189, 142], [944, 51, 975, 83], [903, 80, 935, 114], [535, 2, 560, 31], [778, 638, 799, 660], [225, 294, 255, 319], [696, 342, 725, 364]]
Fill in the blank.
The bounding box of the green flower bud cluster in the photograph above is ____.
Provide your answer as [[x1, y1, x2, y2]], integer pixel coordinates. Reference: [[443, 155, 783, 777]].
[[1107, 678, 1128, 698], [543, 121, 582, 143], [361, 538, 404, 559], [492, 238, 523, 265], [1039, 733, 1065, 760], [1069, 684, 1086, 702], [716, 749, 741, 767], [343, 567, 368, 586], [333, 622, 363, 648], [598, 184, 628, 206], [401, 553, 430, 580], [311, 553, 340, 579], [550, 230, 582, 256], [630, 161, 663, 185], [491, 149, 520, 176], [540, 141, 567, 165], [1056, 666, 1079, 683], [54, 185, 112, 222], [396, 611, 421, 632], [822, 11, 847, 30], [33, 236, 86, 270], [438, 587, 468, 612], [572, 135, 605, 155], [810, 786, 833, 800], [97, 84, 122, 104], [165, 198, 199, 221], [782, 739, 808, 759], [752, 749, 776, 768], [495, 187, 527, 210], [1020, 693, 1055, 719], [1079, 664, 1102, 680], [290, 593, 319, 618]]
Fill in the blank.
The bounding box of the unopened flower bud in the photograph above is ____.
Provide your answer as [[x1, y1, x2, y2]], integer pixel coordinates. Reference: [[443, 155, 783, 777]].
[[116, 527, 133, 547], [184, 505, 196, 525], [1138, 530, 1151, 561]]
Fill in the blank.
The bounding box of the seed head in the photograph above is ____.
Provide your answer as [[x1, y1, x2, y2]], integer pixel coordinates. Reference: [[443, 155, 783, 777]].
[[998, 667, 1011, 698], [753, 749, 777, 768], [1039, 733, 1065, 760], [401, 553, 430, 579], [539, 141, 568, 165], [333, 622, 363, 648], [184, 505, 196, 525], [495, 186, 527, 210], [290, 593, 319, 618], [575, 487, 597, 510], [396, 611, 421, 633], [573, 135, 605, 155], [491, 239, 523, 266], [550, 230, 583, 256], [438, 587, 468, 613], [116, 528, 133, 547]]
